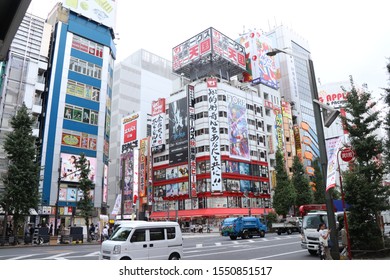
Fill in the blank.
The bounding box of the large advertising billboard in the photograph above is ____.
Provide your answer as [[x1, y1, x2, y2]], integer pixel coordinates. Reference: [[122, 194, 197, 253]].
[[168, 97, 188, 164], [120, 113, 140, 154], [63, 0, 117, 29], [60, 153, 97, 183], [172, 27, 246, 78], [120, 151, 135, 216], [238, 32, 280, 89], [227, 94, 250, 161], [207, 78, 222, 191]]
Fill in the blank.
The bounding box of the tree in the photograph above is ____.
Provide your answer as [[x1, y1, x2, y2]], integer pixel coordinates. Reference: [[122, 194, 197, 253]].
[[272, 148, 296, 217], [75, 154, 94, 242], [0, 104, 40, 245], [312, 158, 326, 204], [383, 61, 390, 172], [342, 76, 390, 251], [291, 156, 312, 214]]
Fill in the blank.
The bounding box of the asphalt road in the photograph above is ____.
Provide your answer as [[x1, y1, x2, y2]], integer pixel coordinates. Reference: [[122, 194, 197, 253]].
[[0, 232, 316, 260]]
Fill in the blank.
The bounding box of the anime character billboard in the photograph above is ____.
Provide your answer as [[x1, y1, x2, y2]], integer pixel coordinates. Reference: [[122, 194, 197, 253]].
[[227, 95, 250, 160]]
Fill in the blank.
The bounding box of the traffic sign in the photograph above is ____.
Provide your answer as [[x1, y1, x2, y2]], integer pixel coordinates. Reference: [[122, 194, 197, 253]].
[[340, 148, 354, 162]]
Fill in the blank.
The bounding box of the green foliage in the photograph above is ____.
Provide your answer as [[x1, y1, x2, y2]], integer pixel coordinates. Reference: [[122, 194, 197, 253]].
[[383, 61, 390, 172], [0, 104, 40, 241], [265, 211, 278, 229], [75, 154, 94, 240], [312, 158, 326, 204], [341, 76, 390, 251], [272, 148, 296, 217], [291, 156, 313, 212]]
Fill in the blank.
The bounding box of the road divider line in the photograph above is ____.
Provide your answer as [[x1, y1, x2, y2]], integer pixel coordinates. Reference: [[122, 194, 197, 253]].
[[251, 249, 307, 260]]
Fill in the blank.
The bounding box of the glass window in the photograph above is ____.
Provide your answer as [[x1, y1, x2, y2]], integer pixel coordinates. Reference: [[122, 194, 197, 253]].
[[130, 229, 146, 242], [166, 227, 176, 239], [109, 227, 132, 241], [149, 228, 165, 241]]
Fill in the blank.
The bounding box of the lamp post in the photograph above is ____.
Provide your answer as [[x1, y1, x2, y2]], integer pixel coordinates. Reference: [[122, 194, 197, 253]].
[[266, 48, 340, 259]]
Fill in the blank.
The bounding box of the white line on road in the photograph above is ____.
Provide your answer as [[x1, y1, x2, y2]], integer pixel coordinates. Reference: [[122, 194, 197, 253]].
[[215, 242, 222, 246], [196, 244, 203, 248], [247, 240, 255, 242], [42, 252, 72, 260], [185, 241, 299, 259], [8, 254, 39, 260], [251, 249, 307, 260], [84, 251, 100, 257]]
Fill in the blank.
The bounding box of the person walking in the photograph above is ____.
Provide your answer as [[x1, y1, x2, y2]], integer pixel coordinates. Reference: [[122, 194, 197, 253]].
[[318, 223, 332, 260]]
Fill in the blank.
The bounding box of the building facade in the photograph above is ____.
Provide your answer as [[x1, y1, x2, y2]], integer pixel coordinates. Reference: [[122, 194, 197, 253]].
[[0, 12, 50, 193], [109, 49, 177, 220], [148, 28, 271, 226], [39, 2, 116, 227]]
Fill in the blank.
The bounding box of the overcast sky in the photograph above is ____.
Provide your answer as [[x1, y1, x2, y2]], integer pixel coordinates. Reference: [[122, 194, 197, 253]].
[[28, 0, 389, 101]]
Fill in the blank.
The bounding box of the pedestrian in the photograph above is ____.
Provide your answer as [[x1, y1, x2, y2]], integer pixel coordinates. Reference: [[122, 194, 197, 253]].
[[102, 225, 109, 240], [49, 223, 53, 236], [89, 223, 96, 240], [318, 223, 332, 260]]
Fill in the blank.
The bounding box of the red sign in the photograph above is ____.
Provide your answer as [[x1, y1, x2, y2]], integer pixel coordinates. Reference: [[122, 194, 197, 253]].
[[123, 120, 137, 143], [340, 148, 354, 162]]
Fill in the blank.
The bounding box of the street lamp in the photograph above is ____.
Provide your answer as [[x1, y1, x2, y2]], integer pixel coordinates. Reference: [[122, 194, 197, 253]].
[[266, 48, 340, 259]]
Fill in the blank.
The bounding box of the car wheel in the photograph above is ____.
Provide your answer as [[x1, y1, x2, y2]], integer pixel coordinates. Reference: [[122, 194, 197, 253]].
[[169, 253, 180, 260]]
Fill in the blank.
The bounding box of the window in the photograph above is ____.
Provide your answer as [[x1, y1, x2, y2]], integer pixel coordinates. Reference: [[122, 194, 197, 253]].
[[149, 228, 165, 241], [130, 229, 146, 242], [167, 227, 176, 239]]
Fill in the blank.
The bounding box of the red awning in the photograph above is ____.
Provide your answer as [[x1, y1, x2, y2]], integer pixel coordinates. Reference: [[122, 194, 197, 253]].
[[150, 208, 273, 219]]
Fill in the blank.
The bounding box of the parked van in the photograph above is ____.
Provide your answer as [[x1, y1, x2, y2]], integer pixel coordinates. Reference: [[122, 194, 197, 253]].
[[99, 221, 183, 260]]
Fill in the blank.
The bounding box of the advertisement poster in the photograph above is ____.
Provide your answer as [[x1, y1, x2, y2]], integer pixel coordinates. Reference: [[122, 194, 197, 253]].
[[168, 97, 188, 164], [227, 94, 250, 161], [60, 153, 97, 183]]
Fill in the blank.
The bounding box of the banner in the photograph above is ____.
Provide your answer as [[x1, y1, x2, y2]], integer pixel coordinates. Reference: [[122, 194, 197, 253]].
[[326, 136, 343, 191]]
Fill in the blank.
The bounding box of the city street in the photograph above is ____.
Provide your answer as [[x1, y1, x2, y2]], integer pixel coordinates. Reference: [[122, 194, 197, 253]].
[[0, 232, 315, 260]]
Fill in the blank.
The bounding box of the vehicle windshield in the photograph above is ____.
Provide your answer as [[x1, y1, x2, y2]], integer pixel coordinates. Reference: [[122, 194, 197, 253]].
[[303, 215, 328, 229], [109, 226, 132, 241]]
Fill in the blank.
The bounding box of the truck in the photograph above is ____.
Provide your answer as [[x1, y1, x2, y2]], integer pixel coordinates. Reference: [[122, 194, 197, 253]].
[[272, 217, 301, 235], [221, 217, 267, 240], [299, 204, 344, 255]]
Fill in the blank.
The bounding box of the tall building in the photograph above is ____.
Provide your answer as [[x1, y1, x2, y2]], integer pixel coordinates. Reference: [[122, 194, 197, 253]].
[[109, 49, 177, 220], [149, 28, 271, 226], [266, 25, 319, 176], [39, 2, 117, 227], [0, 12, 50, 192]]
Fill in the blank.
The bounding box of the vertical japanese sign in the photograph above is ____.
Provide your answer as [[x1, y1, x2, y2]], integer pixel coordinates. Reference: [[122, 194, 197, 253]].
[[274, 107, 284, 150], [133, 149, 139, 203], [120, 151, 134, 216], [139, 138, 149, 198], [227, 94, 250, 161], [169, 97, 189, 164], [207, 78, 222, 191], [151, 99, 166, 154], [187, 85, 197, 198], [103, 164, 108, 204]]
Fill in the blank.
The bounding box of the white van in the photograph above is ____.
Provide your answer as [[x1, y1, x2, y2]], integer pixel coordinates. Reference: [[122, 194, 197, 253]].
[[99, 221, 183, 260]]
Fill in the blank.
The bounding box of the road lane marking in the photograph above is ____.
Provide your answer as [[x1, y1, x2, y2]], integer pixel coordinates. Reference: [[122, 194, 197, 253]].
[[84, 251, 100, 257], [42, 252, 72, 260], [9, 254, 39, 260], [195, 244, 203, 248], [184, 241, 299, 259], [251, 249, 307, 260], [248, 240, 255, 242], [215, 242, 222, 246]]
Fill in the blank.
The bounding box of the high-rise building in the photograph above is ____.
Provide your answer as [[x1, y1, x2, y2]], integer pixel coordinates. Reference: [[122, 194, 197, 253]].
[[0, 12, 50, 193], [109, 49, 177, 220], [39, 2, 117, 227], [149, 28, 271, 225], [266, 25, 319, 176]]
